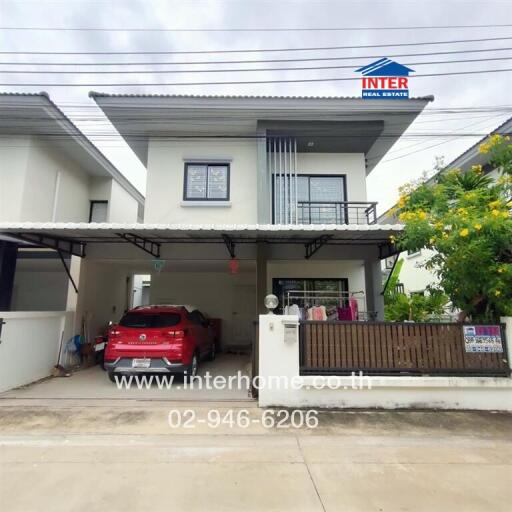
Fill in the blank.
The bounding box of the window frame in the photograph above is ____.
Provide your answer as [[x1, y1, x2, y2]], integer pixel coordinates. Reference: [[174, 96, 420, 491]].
[[89, 200, 109, 223], [272, 173, 347, 223], [183, 162, 230, 201], [272, 277, 350, 313]]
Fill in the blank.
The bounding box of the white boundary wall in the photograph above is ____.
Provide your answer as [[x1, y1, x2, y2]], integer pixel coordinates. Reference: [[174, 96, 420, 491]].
[[258, 315, 512, 411], [0, 311, 74, 393]]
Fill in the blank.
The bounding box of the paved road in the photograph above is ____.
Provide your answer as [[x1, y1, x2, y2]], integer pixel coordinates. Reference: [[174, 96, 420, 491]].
[[0, 401, 511, 511]]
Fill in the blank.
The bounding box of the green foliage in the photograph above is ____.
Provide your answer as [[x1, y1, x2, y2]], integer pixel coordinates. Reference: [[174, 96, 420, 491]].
[[393, 134, 512, 322], [385, 284, 449, 322]]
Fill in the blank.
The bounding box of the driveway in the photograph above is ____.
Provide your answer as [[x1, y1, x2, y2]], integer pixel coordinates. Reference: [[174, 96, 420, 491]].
[[0, 353, 252, 401], [0, 403, 511, 512]]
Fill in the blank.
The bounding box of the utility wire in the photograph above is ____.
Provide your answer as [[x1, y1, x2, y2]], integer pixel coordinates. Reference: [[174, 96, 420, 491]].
[[3, 46, 511, 66], [3, 112, 507, 126], [1, 56, 510, 74], [374, 114, 506, 161], [1, 66, 511, 86], [0, 133, 506, 139], [2, 24, 512, 32], [2, 100, 512, 114], [3, 36, 512, 55]]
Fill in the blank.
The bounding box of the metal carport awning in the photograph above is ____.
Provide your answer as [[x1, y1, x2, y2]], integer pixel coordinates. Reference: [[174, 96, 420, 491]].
[[0, 222, 403, 259]]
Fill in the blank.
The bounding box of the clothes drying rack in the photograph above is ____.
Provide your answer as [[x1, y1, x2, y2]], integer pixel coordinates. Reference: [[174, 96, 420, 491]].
[[283, 290, 376, 321]]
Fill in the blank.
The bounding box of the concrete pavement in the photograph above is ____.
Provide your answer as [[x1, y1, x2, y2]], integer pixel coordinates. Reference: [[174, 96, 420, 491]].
[[0, 403, 511, 511], [0, 353, 252, 401]]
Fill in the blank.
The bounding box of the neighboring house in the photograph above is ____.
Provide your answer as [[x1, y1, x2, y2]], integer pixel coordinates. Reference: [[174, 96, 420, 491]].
[[0, 92, 145, 312], [0, 92, 144, 224], [380, 116, 512, 296]]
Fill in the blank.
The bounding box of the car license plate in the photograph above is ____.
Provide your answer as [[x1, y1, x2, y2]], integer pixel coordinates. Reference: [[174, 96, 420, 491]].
[[94, 342, 105, 352], [132, 358, 151, 368]]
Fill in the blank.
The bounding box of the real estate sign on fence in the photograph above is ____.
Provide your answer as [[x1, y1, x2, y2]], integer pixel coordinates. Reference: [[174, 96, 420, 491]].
[[463, 325, 504, 353]]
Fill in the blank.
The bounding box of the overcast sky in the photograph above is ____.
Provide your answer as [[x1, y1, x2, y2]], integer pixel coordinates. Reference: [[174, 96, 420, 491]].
[[1, 0, 511, 213]]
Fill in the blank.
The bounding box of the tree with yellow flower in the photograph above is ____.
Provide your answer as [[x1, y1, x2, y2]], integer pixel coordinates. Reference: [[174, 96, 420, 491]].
[[394, 134, 512, 322]]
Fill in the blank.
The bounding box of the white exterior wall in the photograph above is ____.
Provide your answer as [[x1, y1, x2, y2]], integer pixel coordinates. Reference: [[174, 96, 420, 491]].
[[145, 139, 258, 224], [258, 314, 512, 410], [0, 311, 75, 393], [398, 249, 439, 294], [0, 136, 141, 223], [144, 139, 368, 224], [150, 270, 256, 348], [0, 136, 30, 221], [74, 260, 131, 342], [297, 153, 367, 201], [23, 138, 90, 222], [108, 180, 140, 223], [89, 177, 112, 202]]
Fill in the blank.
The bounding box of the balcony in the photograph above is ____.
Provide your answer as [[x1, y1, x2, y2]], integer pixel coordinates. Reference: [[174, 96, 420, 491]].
[[273, 198, 378, 225], [296, 201, 377, 225], [266, 136, 378, 226]]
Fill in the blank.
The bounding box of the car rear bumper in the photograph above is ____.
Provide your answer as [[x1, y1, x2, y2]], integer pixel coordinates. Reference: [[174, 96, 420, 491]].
[[104, 357, 190, 375]]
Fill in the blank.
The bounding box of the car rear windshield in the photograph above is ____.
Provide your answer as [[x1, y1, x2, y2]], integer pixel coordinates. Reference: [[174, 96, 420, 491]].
[[119, 313, 181, 328]]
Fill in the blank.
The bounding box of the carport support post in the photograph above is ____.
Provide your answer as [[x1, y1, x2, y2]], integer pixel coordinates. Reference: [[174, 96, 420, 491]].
[[256, 242, 268, 314], [65, 256, 82, 311], [0, 241, 17, 311], [364, 259, 385, 321]]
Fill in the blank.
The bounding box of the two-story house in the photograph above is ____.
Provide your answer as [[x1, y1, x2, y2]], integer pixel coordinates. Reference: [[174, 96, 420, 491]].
[[67, 93, 430, 348], [0, 93, 432, 364]]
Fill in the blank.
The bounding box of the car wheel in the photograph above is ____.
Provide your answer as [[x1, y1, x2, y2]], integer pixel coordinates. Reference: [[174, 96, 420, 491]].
[[108, 371, 117, 383], [99, 351, 106, 371], [208, 342, 216, 361], [185, 353, 198, 380]]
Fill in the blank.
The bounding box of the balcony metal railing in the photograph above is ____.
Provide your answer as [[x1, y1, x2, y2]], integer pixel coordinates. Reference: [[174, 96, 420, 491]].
[[291, 201, 378, 225]]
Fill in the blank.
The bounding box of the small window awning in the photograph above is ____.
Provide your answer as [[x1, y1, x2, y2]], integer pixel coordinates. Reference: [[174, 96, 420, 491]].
[[0, 222, 402, 259]]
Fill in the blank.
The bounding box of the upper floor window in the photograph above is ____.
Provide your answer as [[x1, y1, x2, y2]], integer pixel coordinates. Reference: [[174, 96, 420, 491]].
[[184, 163, 230, 201], [89, 200, 108, 222], [274, 174, 346, 224]]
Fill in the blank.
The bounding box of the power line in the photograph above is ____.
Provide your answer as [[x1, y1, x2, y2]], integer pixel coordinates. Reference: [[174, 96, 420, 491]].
[[1, 115, 510, 131], [374, 113, 505, 161], [1, 66, 511, 86], [0, 132, 507, 140], [2, 99, 512, 113], [3, 36, 512, 55], [2, 24, 512, 32], [3, 47, 511, 67], [1, 56, 510, 74]]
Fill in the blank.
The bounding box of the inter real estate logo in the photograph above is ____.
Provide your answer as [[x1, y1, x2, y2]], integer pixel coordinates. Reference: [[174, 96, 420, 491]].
[[355, 58, 414, 99]]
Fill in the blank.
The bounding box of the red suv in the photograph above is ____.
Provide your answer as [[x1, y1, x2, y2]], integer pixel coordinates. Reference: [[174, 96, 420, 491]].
[[104, 305, 215, 382]]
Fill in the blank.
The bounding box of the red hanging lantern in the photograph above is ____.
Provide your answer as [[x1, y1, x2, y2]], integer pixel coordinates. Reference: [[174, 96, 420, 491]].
[[228, 258, 239, 275]]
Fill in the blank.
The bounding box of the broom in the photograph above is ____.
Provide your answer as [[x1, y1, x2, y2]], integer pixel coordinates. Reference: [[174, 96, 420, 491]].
[[52, 330, 71, 377]]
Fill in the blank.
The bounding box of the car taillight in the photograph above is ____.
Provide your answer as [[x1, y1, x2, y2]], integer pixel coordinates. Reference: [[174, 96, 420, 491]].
[[163, 329, 187, 338], [109, 329, 121, 338]]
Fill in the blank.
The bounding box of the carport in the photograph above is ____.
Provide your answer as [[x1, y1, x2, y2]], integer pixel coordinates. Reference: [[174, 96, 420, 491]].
[[0, 222, 401, 396]]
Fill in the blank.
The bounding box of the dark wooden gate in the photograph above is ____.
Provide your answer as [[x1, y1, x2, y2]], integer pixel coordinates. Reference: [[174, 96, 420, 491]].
[[300, 321, 509, 376]]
